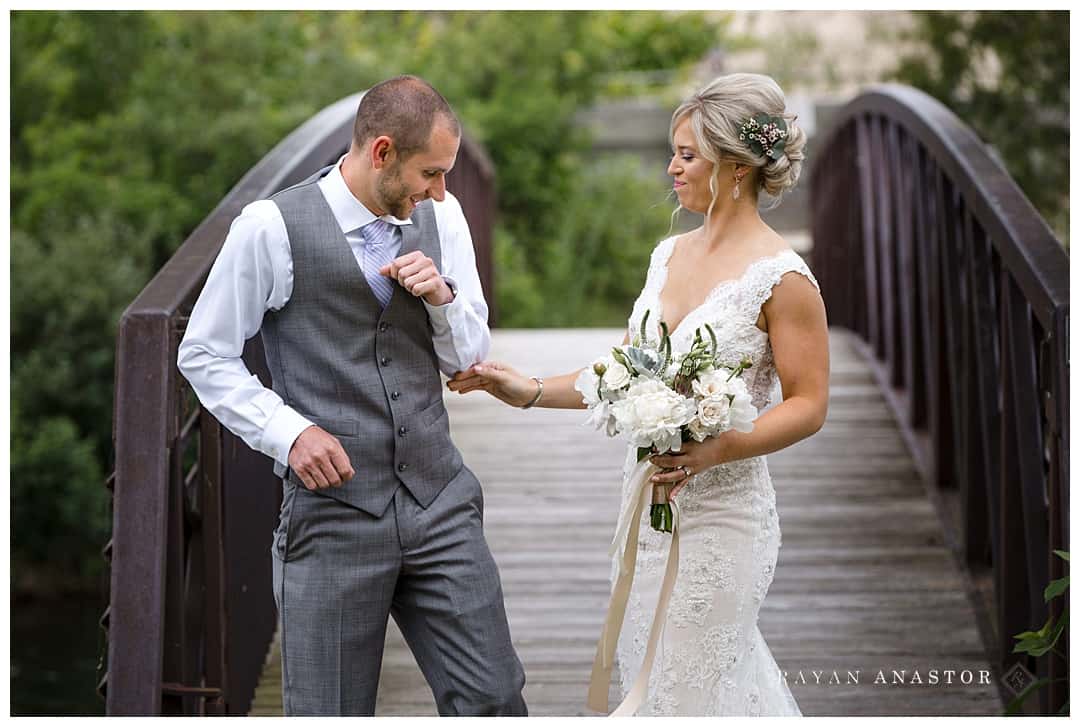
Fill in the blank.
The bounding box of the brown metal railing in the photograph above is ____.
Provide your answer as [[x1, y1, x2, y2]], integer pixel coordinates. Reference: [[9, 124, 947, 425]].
[[809, 83, 1069, 715], [101, 91, 495, 715]]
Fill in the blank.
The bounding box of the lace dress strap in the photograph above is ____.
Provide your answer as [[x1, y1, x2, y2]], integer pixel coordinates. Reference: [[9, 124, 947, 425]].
[[629, 236, 678, 336], [738, 250, 821, 322], [644, 236, 677, 293]]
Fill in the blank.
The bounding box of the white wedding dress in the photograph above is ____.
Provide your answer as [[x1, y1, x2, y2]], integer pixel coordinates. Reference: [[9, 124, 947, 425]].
[[612, 236, 818, 716]]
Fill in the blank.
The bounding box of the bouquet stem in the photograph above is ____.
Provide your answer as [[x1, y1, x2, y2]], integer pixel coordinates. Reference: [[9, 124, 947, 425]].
[[650, 483, 673, 533]]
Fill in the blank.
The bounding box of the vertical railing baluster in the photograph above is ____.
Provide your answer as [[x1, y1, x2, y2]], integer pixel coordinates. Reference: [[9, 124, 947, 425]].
[[999, 270, 1029, 674], [1046, 306, 1068, 713], [871, 117, 892, 363], [881, 121, 902, 388], [850, 121, 868, 340], [907, 135, 930, 430], [958, 212, 994, 568], [162, 333, 186, 715], [926, 163, 953, 489], [201, 411, 227, 716], [856, 115, 880, 353]]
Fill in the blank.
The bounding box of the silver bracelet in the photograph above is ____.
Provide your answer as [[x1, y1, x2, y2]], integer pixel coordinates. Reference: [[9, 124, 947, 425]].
[[521, 376, 544, 409]]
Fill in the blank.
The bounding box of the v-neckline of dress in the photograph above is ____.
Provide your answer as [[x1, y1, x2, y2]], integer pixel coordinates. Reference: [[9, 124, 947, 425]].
[[654, 237, 794, 339]]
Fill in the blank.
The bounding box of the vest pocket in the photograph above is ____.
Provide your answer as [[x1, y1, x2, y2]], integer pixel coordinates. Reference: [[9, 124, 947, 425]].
[[417, 397, 449, 428], [302, 414, 361, 437]]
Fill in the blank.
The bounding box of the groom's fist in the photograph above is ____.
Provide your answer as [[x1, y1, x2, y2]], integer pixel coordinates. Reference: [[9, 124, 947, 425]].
[[288, 426, 355, 491], [379, 251, 453, 306]]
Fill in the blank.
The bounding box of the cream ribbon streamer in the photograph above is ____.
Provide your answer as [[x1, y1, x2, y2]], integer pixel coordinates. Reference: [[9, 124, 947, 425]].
[[587, 458, 682, 715]]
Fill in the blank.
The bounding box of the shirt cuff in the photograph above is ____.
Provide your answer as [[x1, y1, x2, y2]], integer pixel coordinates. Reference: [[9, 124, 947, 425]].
[[422, 275, 460, 322], [261, 405, 314, 468]]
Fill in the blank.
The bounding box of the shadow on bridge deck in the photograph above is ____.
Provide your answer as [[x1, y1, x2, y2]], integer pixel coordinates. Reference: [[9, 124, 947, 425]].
[[249, 327, 1003, 716]]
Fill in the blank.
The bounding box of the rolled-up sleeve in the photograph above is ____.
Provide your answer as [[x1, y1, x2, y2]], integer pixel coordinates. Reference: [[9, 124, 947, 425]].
[[176, 200, 312, 467], [425, 192, 492, 375]]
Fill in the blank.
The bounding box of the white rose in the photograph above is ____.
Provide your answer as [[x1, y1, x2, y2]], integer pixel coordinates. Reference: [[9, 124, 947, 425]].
[[697, 393, 732, 429], [687, 416, 711, 442], [601, 361, 631, 391], [691, 369, 730, 398]]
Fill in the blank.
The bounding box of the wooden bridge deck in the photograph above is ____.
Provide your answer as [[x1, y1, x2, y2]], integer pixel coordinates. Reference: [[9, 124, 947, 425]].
[[249, 327, 1004, 716]]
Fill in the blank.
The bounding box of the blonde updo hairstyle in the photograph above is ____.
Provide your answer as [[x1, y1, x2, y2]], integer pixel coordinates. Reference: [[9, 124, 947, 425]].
[[670, 73, 806, 217]]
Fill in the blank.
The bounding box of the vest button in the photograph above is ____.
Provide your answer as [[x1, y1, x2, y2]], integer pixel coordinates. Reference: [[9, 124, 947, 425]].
[[380, 356, 391, 366], [398, 463, 408, 472], [378, 322, 389, 332], [390, 391, 400, 400], [398, 426, 407, 436]]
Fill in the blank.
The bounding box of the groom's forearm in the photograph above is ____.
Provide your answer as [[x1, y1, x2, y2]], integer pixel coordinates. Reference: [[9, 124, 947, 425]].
[[533, 370, 590, 410]]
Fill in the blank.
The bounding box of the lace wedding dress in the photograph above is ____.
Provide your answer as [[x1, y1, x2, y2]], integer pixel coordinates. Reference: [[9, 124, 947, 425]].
[[612, 236, 818, 716]]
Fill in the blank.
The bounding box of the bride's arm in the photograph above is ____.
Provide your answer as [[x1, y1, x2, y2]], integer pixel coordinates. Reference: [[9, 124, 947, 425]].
[[446, 332, 630, 410], [649, 273, 829, 495]]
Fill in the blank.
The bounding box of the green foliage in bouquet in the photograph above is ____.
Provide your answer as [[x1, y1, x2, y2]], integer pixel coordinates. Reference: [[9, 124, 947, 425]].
[[618, 311, 754, 533]]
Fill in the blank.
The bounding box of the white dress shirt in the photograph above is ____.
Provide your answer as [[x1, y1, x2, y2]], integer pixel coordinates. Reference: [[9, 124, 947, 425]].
[[177, 155, 491, 467]]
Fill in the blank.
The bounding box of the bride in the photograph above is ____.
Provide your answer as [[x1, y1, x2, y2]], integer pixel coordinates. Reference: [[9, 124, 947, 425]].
[[447, 73, 829, 716]]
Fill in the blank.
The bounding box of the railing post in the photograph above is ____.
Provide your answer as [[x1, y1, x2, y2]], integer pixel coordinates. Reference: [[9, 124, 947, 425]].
[[107, 312, 173, 715]]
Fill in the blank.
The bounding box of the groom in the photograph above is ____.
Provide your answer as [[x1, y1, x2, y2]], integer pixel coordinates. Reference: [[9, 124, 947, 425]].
[[178, 75, 527, 716]]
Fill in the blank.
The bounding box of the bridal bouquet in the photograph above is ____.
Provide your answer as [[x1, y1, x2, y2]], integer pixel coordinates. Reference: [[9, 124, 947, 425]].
[[574, 310, 758, 532]]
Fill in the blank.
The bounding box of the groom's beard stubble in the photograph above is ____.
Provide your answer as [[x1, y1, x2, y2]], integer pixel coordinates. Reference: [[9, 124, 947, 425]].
[[377, 164, 414, 220]]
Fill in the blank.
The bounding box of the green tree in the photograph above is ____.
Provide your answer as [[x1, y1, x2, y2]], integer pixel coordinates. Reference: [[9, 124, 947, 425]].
[[11, 10, 729, 590], [890, 11, 1069, 244]]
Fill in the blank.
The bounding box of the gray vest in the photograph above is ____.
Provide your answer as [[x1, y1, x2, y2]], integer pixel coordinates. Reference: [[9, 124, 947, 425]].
[[262, 166, 463, 517]]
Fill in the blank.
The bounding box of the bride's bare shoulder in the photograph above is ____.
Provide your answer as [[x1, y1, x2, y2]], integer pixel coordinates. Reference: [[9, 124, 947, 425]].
[[659, 227, 703, 257], [758, 228, 796, 257]]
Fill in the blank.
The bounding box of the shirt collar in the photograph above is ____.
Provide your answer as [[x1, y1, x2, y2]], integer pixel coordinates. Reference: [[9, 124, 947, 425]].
[[318, 154, 413, 234]]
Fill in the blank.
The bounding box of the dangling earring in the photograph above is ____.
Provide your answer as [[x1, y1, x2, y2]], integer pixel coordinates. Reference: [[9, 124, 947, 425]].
[[732, 172, 743, 200]]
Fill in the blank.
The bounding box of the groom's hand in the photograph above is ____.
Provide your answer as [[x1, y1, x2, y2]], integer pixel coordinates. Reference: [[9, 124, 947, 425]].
[[380, 251, 454, 306], [288, 426, 355, 490]]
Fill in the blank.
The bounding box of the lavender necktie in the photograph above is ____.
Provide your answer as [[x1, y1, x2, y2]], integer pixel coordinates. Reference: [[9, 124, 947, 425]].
[[360, 218, 397, 308]]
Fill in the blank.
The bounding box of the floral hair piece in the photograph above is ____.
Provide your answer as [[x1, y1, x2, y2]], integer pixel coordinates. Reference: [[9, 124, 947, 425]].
[[738, 113, 789, 162]]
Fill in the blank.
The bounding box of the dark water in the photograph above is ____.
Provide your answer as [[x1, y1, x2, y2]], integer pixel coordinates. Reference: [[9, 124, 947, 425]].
[[11, 592, 107, 716]]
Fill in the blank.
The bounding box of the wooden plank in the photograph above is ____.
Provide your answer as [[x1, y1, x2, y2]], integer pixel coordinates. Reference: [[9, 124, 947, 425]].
[[249, 327, 1002, 716]]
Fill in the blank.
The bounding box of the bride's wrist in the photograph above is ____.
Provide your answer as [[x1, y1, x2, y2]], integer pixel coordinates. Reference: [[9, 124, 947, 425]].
[[704, 431, 732, 467], [520, 376, 544, 409]]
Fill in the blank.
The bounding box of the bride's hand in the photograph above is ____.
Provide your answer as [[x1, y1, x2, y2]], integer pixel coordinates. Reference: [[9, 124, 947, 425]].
[[647, 434, 732, 499], [447, 361, 540, 408]]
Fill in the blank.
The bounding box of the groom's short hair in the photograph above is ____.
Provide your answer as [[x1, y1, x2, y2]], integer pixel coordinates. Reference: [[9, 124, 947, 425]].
[[353, 75, 461, 159]]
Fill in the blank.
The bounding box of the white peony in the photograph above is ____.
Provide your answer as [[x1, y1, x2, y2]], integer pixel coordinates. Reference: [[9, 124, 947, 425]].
[[611, 377, 697, 453]]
